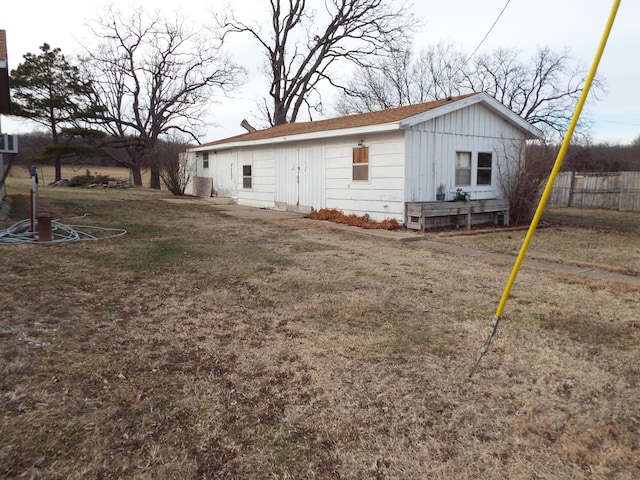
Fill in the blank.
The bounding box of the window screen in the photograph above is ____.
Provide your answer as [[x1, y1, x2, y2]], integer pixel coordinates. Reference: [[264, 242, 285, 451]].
[[455, 151, 472, 186], [477, 152, 492, 185], [242, 165, 252, 189]]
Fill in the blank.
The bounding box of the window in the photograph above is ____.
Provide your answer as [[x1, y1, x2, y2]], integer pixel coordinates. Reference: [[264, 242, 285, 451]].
[[352, 146, 369, 181], [455, 151, 493, 187], [202, 152, 209, 169], [242, 164, 252, 189], [477, 152, 492, 185], [455, 151, 472, 186]]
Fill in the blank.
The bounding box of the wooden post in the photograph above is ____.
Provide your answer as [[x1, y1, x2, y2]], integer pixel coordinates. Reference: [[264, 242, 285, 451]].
[[567, 171, 577, 207], [37, 213, 53, 242]]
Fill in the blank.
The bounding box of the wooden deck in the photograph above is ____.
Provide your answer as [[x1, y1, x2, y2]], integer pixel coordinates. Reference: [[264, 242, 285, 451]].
[[406, 199, 510, 231]]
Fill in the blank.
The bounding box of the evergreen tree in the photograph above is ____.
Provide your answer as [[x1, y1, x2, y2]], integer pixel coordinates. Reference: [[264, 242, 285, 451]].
[[10, 43, 93, 181]]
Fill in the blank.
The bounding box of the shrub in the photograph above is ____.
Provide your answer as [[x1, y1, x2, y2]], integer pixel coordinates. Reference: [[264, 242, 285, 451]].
[[156, 140, 192, 196], [499, 140, 556, 225]]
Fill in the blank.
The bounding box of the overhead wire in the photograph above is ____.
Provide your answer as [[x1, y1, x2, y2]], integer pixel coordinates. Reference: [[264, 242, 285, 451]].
[[460, 0, 512, 70], [440, 0, 512, 98]]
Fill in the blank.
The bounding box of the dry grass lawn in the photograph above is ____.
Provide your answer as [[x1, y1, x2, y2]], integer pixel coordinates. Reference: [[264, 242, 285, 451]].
[[1, 169, 639, 479], [433, 222, 640, 277], [4, 163, 138, 183]]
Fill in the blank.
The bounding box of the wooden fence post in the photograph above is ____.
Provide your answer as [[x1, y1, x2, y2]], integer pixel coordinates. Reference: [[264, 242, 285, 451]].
[[567, 171, 577, 207]]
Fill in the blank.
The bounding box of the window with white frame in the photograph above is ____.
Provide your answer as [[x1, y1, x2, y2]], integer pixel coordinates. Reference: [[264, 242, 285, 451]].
[[455, 151, 493, 187], [202, 152, 209, 169], [477, 152, 492, 185], [352, 146, 369, 181], [455, 151, 472, 186], [242, 164, 252, 189]]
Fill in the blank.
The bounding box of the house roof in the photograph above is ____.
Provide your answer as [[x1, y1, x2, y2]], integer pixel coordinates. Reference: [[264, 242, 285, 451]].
[[191, 92, 541, 151]]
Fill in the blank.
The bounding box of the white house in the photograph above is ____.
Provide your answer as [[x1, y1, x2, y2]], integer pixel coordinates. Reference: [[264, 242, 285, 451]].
[[186, 93, 542, 223], [0, 134, 19, 203]]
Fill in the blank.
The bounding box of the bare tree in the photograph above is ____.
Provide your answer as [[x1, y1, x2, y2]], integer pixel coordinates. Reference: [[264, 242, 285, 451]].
[[414, 43, 470, 100], [82, 7, 244, 187], [336, 42, 467, 115], [217, 0, 418, 126], [498, 140, 556, 224], [335, 47, 416, 115], [338, 45, 601, 139], [468, 47, 599, 138], [156, 138, 193, 196]]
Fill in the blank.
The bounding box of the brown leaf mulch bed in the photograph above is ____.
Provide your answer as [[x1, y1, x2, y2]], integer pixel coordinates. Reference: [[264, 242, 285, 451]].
[[307, 208, 402, 230]]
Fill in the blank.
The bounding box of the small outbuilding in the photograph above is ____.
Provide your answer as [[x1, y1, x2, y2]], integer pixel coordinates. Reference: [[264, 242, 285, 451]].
[[186, 92, 542, 227]]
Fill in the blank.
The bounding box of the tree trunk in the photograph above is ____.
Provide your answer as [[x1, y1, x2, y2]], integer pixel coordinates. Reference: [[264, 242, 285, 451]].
[[131, 166, 142, 187], [54, 155, 62, 182], [150, 167, 161, 190], [147, 144, 161, 189], [52, 124, 61, 182], [272, 100, 288, 126]]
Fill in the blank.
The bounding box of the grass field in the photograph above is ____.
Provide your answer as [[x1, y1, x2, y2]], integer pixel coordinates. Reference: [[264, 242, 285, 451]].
[[1, 171, 639, 479], [543, 206, 640, 233], [3, 164, 147, 189], [434, 208, 640, 277]]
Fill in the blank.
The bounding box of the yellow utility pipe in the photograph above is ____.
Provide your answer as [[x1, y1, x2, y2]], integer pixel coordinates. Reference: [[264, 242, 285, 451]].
[[471, 0, 622, 377]]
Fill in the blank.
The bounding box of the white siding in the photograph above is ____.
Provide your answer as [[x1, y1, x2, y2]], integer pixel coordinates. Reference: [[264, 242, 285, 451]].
[[405, 103, 526, 202], [180, 151, 197, 196], [237, 147, 275, 208], [210, 132, 406, 222], [325, 131, 405, 222], [192, 149, 238, 198]]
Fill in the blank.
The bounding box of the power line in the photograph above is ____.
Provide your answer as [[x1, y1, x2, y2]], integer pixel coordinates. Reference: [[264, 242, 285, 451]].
[[595, 119, 640, 127], [461, 0, 512, 69]]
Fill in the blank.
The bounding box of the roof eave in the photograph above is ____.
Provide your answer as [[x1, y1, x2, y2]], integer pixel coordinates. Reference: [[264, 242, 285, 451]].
[[188, 121, 402, 152]]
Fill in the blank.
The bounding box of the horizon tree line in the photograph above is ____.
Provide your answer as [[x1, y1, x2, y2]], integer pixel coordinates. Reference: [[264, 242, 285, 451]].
[[7, 0, 632, 200]]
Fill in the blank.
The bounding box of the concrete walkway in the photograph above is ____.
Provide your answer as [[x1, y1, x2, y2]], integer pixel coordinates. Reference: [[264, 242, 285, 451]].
[[165, 198, 640, 288], [419, 239, 640, 287]]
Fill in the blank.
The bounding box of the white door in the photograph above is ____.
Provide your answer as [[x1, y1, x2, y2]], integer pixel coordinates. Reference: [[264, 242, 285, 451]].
[[275, 145, 323, 213], [213, 150, 237, 198]]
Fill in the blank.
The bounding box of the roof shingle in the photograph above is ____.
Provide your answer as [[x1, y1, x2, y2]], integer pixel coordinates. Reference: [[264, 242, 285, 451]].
[[200, 94, 477, 147]]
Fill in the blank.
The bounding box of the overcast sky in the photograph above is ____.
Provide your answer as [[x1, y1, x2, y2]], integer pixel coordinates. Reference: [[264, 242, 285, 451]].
[[1, 0, 638, 144]]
